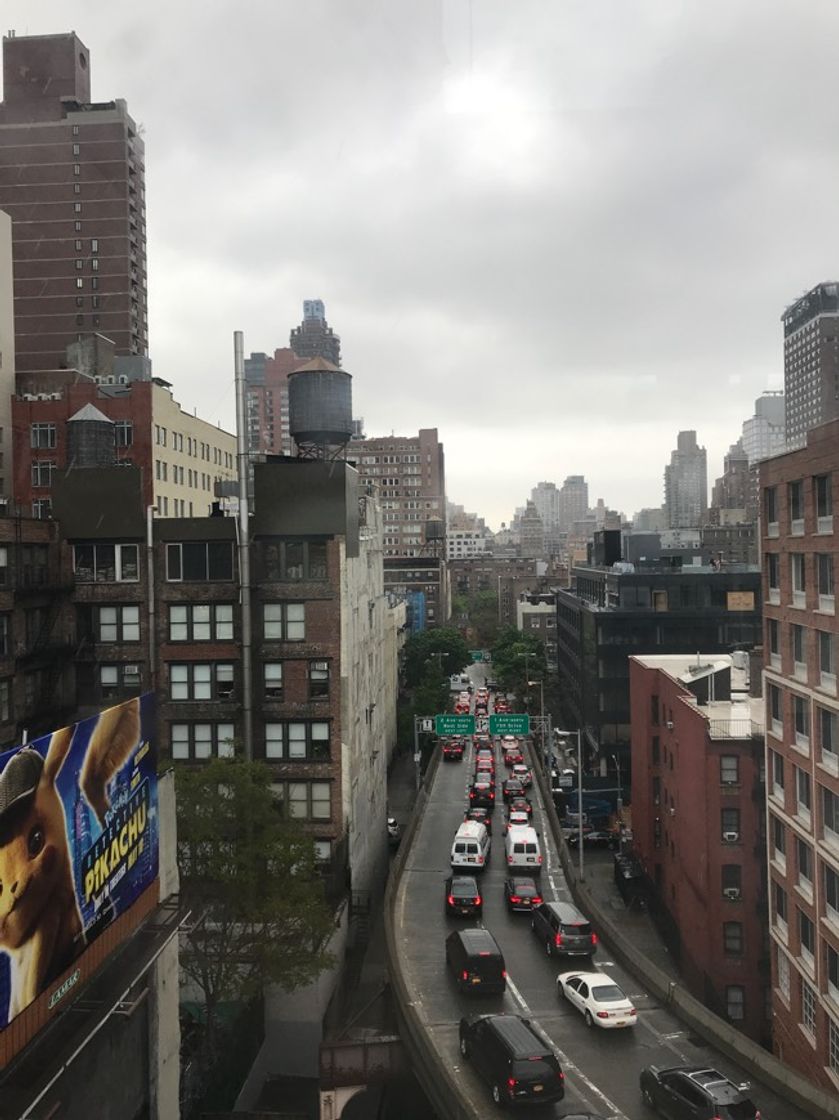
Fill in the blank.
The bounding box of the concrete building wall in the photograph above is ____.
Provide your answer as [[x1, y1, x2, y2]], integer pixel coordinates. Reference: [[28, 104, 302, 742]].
[[0, 210, 13, 503]]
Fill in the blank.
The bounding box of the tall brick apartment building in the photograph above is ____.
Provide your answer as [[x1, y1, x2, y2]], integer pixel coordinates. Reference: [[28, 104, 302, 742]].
[[630, 653, 768, 1043], [0, 32, 148, 371], [761, 419, 839, 1088]]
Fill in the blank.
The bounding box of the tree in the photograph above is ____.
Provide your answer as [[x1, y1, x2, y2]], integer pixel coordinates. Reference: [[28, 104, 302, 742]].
[[452, 590, 499, 648], [402, 627, 471, 687], [176, 759, 336, 1076], [491, 627, 546, 698]]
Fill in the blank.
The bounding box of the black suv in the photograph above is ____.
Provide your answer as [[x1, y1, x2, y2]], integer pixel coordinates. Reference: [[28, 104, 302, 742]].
[[640, 1064, 761, 1119], [531, 901, 598, 958], [459, 1013, 565, 1107]]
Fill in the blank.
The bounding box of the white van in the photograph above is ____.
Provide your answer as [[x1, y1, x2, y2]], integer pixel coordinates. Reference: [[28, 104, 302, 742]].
[[505, 825, 542, 873], [450, 821, 491, 871]]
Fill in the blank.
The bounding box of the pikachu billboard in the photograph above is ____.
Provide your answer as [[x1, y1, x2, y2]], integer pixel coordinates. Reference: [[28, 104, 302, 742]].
[[0, 694, 158, 1029]]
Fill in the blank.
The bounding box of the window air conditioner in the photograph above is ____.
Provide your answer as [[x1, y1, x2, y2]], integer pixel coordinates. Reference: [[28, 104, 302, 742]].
[[665, 720, 674, 730], [722, 831, 740, 843], [723, 887, 741, 900]]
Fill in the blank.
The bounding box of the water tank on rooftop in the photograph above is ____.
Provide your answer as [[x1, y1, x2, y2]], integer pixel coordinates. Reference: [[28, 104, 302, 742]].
[[425, 520, 445, 542], [67, 402, 115, 467], [288, 357, 353, 459]]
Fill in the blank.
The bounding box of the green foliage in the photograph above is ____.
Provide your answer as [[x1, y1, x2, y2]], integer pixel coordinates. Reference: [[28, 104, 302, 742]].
[[491, 627, 547, 696], [412, 659, 449, 720], [452, 590, 499, 647], [176, 759, 335, 1064], [403, 627, 471, 687]]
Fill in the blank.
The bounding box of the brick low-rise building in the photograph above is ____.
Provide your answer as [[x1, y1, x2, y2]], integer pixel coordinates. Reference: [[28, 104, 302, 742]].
[[630, 653, 768, 1043], [761, 418, 839, 1089]]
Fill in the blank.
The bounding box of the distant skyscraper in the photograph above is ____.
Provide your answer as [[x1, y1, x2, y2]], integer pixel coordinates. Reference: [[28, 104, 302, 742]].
[[742, 391, 785, 465], [290, 300, 341, 366], [531, 481, 562, 555], [782, 282, 839, 448], [710, 439, 750, 519], [244, 348, 300, 456], [519, 501, 544, 559], [0, 32, 148, 372], [664, 431, 707, 529], [558, 475, 588, 533]]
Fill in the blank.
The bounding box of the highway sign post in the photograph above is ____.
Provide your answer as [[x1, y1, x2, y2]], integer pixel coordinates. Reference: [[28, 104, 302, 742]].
[[489, 713, 530, 736], [434, 714, 476, 736], [469, 649, 484, 662]]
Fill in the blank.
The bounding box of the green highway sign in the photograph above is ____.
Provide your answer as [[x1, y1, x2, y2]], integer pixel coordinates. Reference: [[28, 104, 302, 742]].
[[490, 714, 530, 736], [435, 714, 476, 735], [469, 649, 484, 662]]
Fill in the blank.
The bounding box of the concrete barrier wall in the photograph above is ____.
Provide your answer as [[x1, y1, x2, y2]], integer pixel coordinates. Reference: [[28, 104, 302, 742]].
[[528, 745, 839, 1120], [383, 749, 481, 1120]]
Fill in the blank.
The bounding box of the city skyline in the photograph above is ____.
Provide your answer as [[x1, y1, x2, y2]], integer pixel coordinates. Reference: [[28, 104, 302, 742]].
[[3, 2, 837, 529]]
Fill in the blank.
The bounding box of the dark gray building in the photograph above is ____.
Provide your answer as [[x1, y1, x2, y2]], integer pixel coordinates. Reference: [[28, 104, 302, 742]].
[[782, 281, 839, 448]]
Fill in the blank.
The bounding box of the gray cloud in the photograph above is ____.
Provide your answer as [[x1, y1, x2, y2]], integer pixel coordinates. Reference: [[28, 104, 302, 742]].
[[5, 0, 838, 527]]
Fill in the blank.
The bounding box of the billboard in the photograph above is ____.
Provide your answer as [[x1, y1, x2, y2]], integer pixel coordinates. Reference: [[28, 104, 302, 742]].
[[0, 693, 158, 1030]]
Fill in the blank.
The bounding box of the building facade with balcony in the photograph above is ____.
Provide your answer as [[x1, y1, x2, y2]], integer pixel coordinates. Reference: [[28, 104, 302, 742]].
[[630, 653, 768, 1043], [761, 419, 839, 1089]]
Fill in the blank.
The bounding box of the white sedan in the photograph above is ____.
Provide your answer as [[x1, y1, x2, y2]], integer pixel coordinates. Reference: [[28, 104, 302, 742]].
[[556, 971, 637, 1029]]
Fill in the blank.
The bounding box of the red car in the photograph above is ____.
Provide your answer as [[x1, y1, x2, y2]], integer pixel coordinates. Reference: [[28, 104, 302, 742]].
[[504, 748, 524, 768]]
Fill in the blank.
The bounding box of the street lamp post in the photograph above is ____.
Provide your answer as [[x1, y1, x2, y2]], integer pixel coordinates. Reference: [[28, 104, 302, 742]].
[[611, 753, 623, 817], [528, 677, 549, 782], [557, 728, 584, 882]]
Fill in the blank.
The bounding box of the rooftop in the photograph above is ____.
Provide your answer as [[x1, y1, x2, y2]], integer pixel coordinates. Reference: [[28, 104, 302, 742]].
[[633, 653, 763, 737]]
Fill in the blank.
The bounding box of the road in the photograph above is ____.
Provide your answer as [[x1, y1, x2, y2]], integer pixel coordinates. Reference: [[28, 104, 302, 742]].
[[393, 683, 811, 1118]]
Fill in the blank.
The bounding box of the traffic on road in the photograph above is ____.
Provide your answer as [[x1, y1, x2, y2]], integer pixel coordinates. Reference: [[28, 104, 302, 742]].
[[393, 668, 810, 1118]]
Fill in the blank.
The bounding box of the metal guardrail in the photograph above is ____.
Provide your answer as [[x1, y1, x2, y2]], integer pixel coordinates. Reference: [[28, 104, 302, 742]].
[[706, 719, 764, 739], [383, 748, 481, 1120], [527, 743, 839, 1120]]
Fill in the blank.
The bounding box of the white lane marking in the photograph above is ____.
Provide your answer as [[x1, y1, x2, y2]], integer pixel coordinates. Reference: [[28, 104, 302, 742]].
[[504, 971, 630, 1120]]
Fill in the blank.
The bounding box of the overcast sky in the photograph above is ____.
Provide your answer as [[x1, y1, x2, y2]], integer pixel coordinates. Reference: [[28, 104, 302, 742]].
[[6, 1, 836, 530]]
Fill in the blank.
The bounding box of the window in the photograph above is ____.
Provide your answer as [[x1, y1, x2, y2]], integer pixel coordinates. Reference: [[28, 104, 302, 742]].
[[260, 539, 328, 581], [797, 838, 813, 890], [789, 480, 804, 530], [777, 945, 790, 1000], [30, 423, 56, 450], [169, 663, 235, 701], [264, 721, 330, 761], [115, 420, 133, 448], [799, 909, 815, 962], [171, 722, 235, 760], [74, 219, 82, 232], [263, 602, 305, 641], [767, 552, 780, 603], [0, 678, 9, 723], [166, 541, 234, 581], [771, 748, 785, 796], [726, 986, 745, 1021], [721, 807, 740, 841], [823, 786, 839, 844], [309, 660, 329, 698], [818, 554, 835, 611], [168, 603, 233, 641], [792, 623, 806, 676], [73, 543, 139, 582], [774, 880, 788, 928], [815, 474, 833, 528], [794, 694, 810, 747], [820, 631, 836, 690], [720, 755, 739, 785], [98, 663, 141, 699], [827, 865, 839, 922], [765, 485, 778, 529], [73, 162, 80, 175], [722, 864, 741, 895], [264, 662, 283, 699], [768, 618, 781, 666], [796, 766, 812, 819], [91, 238, 98, 253], [272, 780, 331, 820], [768, 685, 782, 736], [31, 460, 56, 488], [772, 815, 786, 868], [98, 605, 140, 642], [91, 258, 99, 271], [76, 278, 84, 289], [820, 707, 838, 767], [723, 921, 743, 955], [792, 553, 806, 606], [801, 977, 816, 1036], [829, 944, 839, 1002]]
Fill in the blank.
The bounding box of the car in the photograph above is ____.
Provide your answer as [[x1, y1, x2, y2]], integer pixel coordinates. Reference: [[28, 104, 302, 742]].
[[508, 796, 533, 819], [566, 829, 618, 849], [557, 971, 637, 1029], [474, 765, 496, 788], [446, 929, 506, 995], [387, 816, 401, 849], [454, 700, 470, 714], [459, 1013, 564, 1107], [511, 763, 532, 788], [502, 777, 526, 802], [504, 876, 543, 912], [504, 747, 524, 767], [505, 809, 530, 832], [531, 901, 598, 958], [494, 698, 510, 713], [442, 739, 465, 761], [639, 1065, 762, 1119], [445, 874, 483, 918], [475, 744, 495, 762], [464, 806, 493, 834], [469, 780, 495, 810]]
